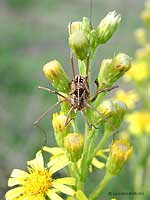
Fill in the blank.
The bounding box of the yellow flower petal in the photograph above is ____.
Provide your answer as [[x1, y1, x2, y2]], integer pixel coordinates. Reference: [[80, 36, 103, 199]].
[[8, 178, 26, 187], [27, 150, 44, 169], [52, 182, 75, 196], [53, 177, 75, 185], [44, 146, 64, 155], [92, 157, 105, 169], [47, 190, 64, 200], [48, 155, 67, 168], [5, 187, 25, 200], [10, 169, 29, 178], [49, 157, 70, 174]]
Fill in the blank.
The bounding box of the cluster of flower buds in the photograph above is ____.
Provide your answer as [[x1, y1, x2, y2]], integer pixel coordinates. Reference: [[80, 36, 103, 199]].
[[68, 11, 121, 61]]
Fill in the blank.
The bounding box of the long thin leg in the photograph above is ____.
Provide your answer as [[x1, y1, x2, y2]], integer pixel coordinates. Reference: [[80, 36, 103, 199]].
[[64, 106, 74, 127], [38, 86, 69, 100], [90, 85, 119, 102], [81, 110, 92, 130], [33, 100, 66, 125], [87, 103, 118, 132], [34, 124, 48, 149], [70, 50, 75, 78]]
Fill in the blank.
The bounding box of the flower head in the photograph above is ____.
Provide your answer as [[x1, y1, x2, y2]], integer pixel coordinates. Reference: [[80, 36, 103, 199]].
[[64, 133, 84, 162], [68, 31, 89, 60], [93, 99, 127, 130], [96, 11, 121, 44], [43, 60, 70, 93], [106, 139, 133, 175], [98, 53, 131, 88], [52, 112, 71, 147], [124, 60, 148, 82], [5, 151, 75, 200], [126, 111, 150, 135], [114, 89, 139, 109]]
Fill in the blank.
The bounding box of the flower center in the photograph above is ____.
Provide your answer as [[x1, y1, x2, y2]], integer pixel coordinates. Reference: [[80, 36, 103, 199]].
[[25, 168, 52, 195]]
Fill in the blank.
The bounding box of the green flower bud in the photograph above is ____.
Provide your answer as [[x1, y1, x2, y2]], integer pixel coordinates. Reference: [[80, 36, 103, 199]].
[[52, 112, 71, 147], [43, 60, 70, 93], [82, 17, 92, 34], [98, 53, 131, 88], [96, 11, 121, 44], [106, 139, 133, 175], [64, 133, 84, 162], [92, 99, 127, 130], [68, 31, 89, 60]]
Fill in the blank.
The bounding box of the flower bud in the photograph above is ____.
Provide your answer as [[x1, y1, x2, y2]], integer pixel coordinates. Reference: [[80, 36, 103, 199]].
[[82, 17, 92, 34], [43, 60, 70, 93], [141, 9, 150, 27], [134, 28, 146, 46], [68, 21, 83, 35], [98, 53, 131, 88], [106, 139, 133, 175], [52, 112, 70, 147], [92, 99, 127, 130], [68, 31, 89, 60], [96, 11, 121, 44], [64, 133, 84, 162]]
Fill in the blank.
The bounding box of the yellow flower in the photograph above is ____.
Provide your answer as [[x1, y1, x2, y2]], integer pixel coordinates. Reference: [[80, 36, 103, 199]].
[[124, 61, 148, 82], [5, 151, 75, 200], [114, 89, 139, 109], [126, 111, 150, 135], [106, 139, 133, 175]]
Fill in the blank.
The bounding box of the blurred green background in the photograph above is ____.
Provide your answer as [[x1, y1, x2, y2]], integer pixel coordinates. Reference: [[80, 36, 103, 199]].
[[0, 0, 144, 199]]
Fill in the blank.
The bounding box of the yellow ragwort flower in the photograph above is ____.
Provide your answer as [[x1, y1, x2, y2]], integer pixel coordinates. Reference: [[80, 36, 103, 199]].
[[126, 111, 150, 135], [114, 89, 139, 109], [124, 61, 148, 82], [106, 139, 133, 175], [5, 151, 75, 200]]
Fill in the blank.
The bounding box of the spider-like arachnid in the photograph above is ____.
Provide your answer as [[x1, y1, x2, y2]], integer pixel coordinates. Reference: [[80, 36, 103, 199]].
[[33, 1, 118, 132]]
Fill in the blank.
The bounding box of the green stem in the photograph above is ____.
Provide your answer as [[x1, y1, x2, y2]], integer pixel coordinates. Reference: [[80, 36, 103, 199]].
[[134, 166, 144, 200], [71, 119, 78, 132], [94, 92, 106, 108], [89, 172, 113, 200], [88, 130, 109, 164]]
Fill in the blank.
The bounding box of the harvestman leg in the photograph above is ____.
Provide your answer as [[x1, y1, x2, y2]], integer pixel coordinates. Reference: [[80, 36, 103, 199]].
[[81, 109, 92, 130], [33, 100, 66, 125], [38, 86, 68, 99], [90, 85, 119, 102], [64, 106, 74, 127]]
